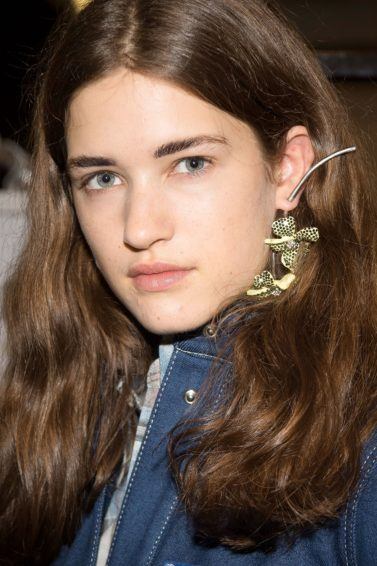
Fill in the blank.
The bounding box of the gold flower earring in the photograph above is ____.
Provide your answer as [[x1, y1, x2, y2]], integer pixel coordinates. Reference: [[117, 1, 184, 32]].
[[247, 147, 356, 298]]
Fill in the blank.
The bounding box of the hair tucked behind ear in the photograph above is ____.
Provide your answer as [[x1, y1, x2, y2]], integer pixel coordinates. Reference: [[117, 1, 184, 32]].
[[1, 0, 377, 562], [169, 208, 377, 548]]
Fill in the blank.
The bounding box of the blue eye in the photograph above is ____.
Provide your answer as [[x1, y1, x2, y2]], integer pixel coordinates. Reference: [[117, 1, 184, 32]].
[[86, 172, 122, 190], [78, 157, 212, 192], [175, 157, 211, 176]]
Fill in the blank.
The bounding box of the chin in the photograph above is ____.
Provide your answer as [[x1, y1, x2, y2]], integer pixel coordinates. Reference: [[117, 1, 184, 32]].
[[137, 316, 206, 336], [130, 303, 214, 336]]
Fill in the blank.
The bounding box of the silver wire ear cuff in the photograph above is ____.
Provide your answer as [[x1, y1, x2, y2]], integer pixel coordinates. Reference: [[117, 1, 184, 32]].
[[246, 146, 356, 297]]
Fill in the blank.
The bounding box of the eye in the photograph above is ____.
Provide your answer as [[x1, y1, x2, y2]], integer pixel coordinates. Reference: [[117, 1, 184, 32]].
[[85, 171, 122, 190], [174, 157, 211, 176]]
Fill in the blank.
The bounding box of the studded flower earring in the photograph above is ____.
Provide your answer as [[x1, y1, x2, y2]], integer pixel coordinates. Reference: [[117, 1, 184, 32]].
[[247, 215, 319, 297], [246, 147, 356, 298]]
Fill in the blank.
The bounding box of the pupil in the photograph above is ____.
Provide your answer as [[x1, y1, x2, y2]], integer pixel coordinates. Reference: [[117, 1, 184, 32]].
[[102, 173, 111, 183], [189, 158, 199, 169]]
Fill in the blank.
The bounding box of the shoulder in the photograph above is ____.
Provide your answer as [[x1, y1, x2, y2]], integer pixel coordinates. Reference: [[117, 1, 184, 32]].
[[341, 428, 377, 566]]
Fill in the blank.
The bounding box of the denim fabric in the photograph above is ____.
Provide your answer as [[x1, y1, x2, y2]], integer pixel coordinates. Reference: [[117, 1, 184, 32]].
[[53, 330, 377, 565], [159, 342, 174, 379]]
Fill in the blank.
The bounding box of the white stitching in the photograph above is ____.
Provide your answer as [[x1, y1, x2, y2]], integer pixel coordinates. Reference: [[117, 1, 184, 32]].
[[107, 348, 178, 562], [213, 375, 229, 409], [344, 445, 377, 565], [145, 496, 179, 566], [89, 488, 107, 566], [344, 443, 377, 566], [350, 451, 377, 565], [175, 346, 231, 365]]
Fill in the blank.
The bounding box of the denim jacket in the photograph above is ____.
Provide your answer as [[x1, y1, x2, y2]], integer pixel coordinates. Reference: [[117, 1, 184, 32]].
[[53, 329, 377, 566]]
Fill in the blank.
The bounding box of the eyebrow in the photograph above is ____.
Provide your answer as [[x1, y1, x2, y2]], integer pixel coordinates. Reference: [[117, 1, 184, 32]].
[[66, 135, 230, 171]]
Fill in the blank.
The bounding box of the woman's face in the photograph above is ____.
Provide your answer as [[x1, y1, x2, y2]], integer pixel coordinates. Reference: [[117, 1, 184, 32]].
[[67, 69, 278, 334]]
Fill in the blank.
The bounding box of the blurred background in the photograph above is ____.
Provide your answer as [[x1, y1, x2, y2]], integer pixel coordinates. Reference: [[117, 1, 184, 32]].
[[1, 0, 376, 155]]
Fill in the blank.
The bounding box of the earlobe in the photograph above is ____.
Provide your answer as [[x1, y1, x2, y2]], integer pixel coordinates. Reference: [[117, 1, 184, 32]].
[[275, 125, 315, 212]]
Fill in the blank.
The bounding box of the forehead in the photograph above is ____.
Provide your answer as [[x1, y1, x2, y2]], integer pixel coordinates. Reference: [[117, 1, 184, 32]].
[[66, 68, 255, 157]]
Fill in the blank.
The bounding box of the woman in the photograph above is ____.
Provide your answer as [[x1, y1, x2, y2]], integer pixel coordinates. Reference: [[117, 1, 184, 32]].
[[1, 0, 376, 564]]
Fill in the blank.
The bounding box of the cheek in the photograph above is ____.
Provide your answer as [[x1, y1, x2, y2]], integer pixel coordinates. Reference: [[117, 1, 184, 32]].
[[209, 188, 266, 245], [74, 198, 118, 255], [199, 185, 274, 281]]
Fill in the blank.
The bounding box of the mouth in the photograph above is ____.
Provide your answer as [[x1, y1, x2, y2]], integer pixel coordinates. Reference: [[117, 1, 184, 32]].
[[129, 262, 193, 292]]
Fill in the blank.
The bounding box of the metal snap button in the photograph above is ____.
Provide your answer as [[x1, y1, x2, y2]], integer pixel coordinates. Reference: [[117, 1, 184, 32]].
[[203, 323, 216, 337], [184, 389, 197, 404]]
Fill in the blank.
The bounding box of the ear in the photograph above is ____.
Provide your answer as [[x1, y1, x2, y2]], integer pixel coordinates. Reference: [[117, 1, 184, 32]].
[[274, 126, 315, 212]]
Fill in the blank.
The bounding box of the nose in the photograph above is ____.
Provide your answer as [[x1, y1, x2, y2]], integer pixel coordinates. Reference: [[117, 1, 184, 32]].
[[122, 185, 174, 250]]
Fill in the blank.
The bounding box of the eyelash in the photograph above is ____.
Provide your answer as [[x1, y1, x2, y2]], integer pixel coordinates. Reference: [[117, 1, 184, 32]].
[[78, 156, 214, 192]]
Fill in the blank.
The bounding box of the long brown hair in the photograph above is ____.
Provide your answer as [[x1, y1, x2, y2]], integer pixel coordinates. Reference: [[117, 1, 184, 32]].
[[1, 0, 377, 562]]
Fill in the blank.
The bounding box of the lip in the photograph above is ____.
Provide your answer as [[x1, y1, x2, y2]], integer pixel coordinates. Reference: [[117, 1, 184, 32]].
[[129, 262, 193, 292], [128, 262, 190, 277]]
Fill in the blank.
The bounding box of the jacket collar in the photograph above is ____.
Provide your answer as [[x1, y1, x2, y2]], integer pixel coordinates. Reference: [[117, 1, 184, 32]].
[[164, 320, 233, 360]]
